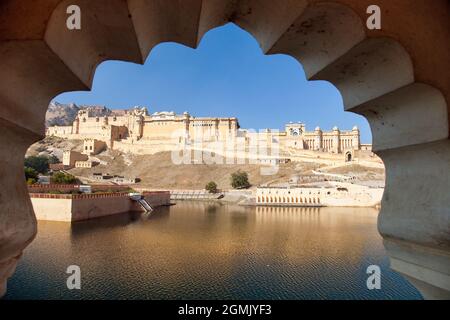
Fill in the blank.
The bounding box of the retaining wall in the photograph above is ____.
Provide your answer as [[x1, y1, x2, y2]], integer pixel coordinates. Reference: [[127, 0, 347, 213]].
[[30, 191, 170, 222]]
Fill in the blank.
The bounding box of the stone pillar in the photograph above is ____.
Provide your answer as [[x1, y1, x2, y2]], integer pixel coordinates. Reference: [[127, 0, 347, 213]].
[[183, 112, 190, 145], [0, 118, 40, 296], [138, 116, 144, 139], [131, 115, 143, 140], [332, 126, 340, 153], [214, 119, 219, 141], [314, 127, 322, 151], [355, 83, 450, 299], [352, 126, 360, 150], [229, 118, 238, 137], [378, 141, 450, 299], [73, 117, 80, 134]]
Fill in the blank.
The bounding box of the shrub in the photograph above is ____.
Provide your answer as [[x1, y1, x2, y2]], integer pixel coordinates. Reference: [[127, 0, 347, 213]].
[[51, 172, 78, 184], [230, 170, 250, 189], [24, 155, 50, 174], [24, 167, 39, 183], [205, 181, 218, 194], [26, 178, 37, 185]]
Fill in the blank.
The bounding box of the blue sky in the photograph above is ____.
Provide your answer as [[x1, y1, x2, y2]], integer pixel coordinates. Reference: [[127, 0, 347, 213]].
[[55, 23, 371, 143]]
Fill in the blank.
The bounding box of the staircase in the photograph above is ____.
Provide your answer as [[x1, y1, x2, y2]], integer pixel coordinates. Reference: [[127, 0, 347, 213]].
[[129, 193, 153, 213]]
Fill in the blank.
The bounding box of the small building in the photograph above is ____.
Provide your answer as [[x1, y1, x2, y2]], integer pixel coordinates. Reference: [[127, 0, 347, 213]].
[[112, 176, 138, 185], [46, 126, 73, 136], [37, 175, 50, 185], [79, 185, 92, 193], [91, 172, 138, 184], [75, 160, 97, 168], [258, 158, 291, 165], [92, 173, 114, 181], [83, 138, 106, 155], [62, 150, 88, 167]]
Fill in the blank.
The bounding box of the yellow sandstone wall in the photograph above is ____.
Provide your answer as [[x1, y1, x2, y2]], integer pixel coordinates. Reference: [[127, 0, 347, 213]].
[[143, 120, 185, 139], [30, 196, 73, 221]]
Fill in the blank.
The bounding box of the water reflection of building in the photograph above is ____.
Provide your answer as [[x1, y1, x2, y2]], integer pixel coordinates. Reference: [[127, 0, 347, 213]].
[[255, 206, 321, 223], [23, 203, 381, 299]]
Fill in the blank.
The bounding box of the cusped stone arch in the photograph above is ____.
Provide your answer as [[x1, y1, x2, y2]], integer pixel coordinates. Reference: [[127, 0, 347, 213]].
[[0, 0, 449, 299]]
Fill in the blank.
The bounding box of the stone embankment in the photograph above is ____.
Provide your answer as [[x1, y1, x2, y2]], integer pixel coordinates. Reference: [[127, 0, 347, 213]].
[[170, 190, 223, 200], [30, 191, 170, 222]]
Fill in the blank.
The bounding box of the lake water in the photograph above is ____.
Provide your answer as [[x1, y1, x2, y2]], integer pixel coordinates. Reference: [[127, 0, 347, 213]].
[[5, 201, 422, 300]]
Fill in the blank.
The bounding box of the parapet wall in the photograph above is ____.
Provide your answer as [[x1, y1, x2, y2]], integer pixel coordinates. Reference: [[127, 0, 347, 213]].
[[28, 184, 131, 193], [30, 191, 170, 222]]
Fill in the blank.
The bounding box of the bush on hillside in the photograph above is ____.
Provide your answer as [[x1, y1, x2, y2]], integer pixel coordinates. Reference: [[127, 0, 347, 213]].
[[205, 181, 218, 194], [230, 170, 250, 189]]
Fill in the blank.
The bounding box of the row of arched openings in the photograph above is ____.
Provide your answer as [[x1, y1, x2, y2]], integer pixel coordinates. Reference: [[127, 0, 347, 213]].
[[258, 196, 320, 204]]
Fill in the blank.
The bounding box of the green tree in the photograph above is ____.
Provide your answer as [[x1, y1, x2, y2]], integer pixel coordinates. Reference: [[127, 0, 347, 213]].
[[205, 181, 218, 194], [24, 167, 39, 184], [51, 172, 78, 184], [24, 155, 50, 174], [230, 170, 250, 189]]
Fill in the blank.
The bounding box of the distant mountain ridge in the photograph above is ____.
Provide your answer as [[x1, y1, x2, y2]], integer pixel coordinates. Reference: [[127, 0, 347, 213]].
[[45, 101, 114, 127]]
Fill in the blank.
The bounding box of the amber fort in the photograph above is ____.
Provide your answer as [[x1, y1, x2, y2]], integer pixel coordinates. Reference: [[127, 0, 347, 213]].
[[47, 106, 371, 160]]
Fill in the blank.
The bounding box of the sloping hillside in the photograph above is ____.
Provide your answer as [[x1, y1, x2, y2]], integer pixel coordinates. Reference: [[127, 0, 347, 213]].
[[68, 151, 322, 190], [27, 137, 385, 190]]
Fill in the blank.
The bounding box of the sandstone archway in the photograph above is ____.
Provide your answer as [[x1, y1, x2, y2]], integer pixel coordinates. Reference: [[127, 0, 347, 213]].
[[0, 0, 449, 299], [345, 152, 352, 162]]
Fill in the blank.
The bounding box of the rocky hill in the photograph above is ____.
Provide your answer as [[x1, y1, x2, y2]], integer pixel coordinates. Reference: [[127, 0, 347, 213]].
[[45, 101, 114, 127]]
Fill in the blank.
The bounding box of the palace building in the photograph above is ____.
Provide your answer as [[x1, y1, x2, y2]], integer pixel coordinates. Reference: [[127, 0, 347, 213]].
[[46, 106, 367, 157]]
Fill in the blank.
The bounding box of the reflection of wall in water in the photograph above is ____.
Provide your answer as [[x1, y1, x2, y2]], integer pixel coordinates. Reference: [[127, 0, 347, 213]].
[[254, 206, 381, 265], [31, 203, 381, 285]]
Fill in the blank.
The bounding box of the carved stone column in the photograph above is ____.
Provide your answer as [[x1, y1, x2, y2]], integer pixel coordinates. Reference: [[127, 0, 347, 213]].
[[0, 119, 41, 296]]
